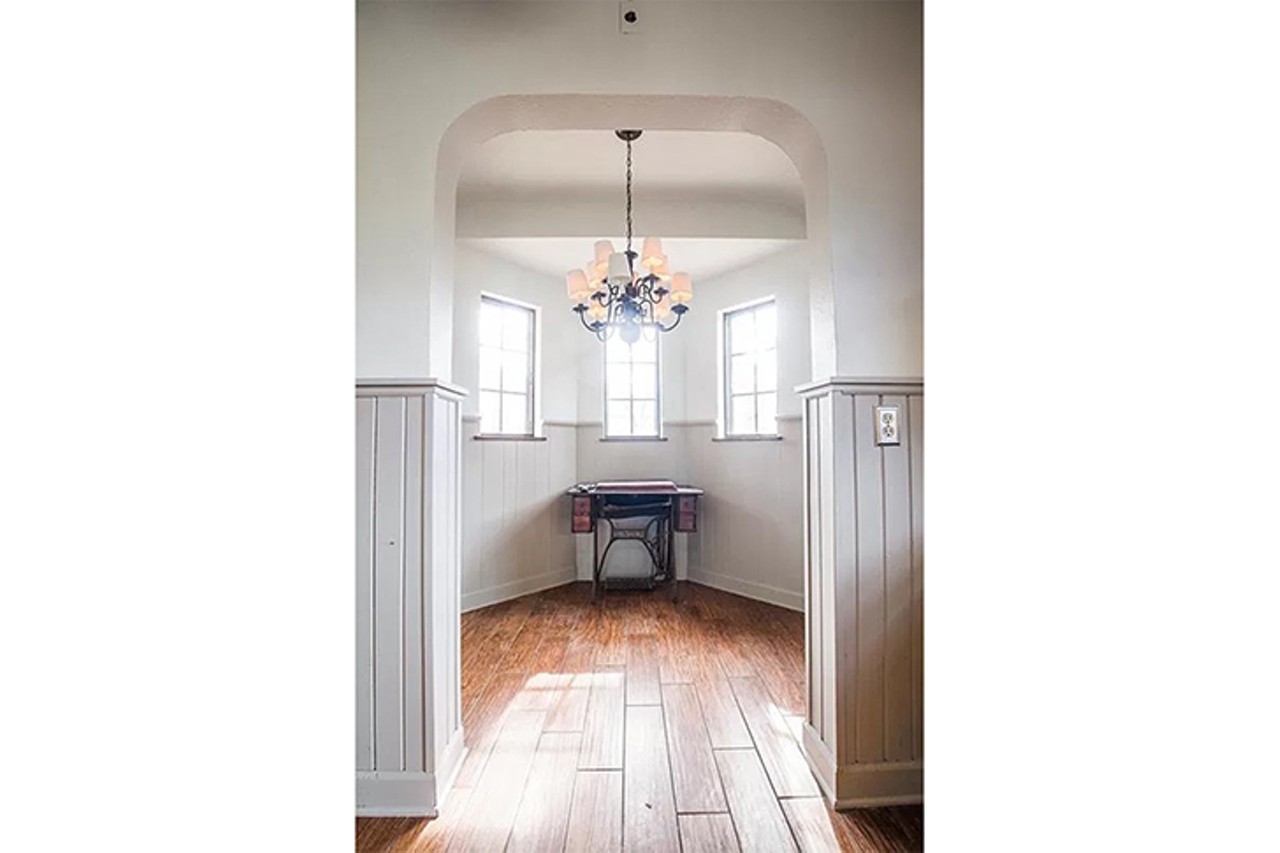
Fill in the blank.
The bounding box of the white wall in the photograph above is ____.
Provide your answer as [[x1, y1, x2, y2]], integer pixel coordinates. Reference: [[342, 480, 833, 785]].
[[452, 243, 810, 609], [453, 242, 580, 423], [356, 0, 922, 381], [680, 244, 810, 609], [453, 245, 578, 609], [680, 244, 811, 422]]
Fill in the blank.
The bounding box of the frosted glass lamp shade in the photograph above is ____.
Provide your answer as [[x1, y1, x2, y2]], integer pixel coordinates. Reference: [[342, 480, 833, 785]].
[[585, 265, 605, 294], [566, 269, 591, 301], [641, 237, 665, 268], [652, 258, 672, 282], [607, 251, 632, 285], [594, 240, 615, 264], [669, 272, 693, 303]]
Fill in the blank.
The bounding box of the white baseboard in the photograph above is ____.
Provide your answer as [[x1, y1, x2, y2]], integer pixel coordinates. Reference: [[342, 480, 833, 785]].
[[801, 723, 923, 808], [461, 568, 577, 612], [832, 761, 923, 809], [356, 771, 438, 817], [686, 568, 804, 612]]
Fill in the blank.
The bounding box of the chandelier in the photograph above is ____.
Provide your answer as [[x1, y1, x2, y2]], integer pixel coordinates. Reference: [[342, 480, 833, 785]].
[[566, 129, 693, 343]]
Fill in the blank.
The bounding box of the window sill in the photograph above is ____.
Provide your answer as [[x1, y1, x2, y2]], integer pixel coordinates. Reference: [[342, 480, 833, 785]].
[[599, 436, 668, 442], [712, 434, 784, 442], [474, 434, 547, 442]]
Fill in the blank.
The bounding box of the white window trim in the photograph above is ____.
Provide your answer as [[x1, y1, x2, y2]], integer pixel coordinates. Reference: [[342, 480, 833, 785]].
[[602, 331, 664, 440], [718, 295, 780, 439], [477, 292, 541, 438]]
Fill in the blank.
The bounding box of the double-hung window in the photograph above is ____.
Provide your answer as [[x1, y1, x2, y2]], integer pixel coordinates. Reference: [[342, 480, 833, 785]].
[[604, 333, 661, 437], [723, 298, 778, 436], [478, 294, 536, 435]]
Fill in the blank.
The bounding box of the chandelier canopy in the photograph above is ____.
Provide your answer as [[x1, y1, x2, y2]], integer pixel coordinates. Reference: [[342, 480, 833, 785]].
[[567, 130, 692, 343]]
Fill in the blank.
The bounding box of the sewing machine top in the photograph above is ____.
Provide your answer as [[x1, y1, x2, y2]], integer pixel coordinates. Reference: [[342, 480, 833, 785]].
[[567, 479, 704, 496]]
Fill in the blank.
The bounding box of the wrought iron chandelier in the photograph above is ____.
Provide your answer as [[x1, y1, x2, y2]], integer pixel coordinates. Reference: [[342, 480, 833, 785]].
[[566, 130, 693, 343]]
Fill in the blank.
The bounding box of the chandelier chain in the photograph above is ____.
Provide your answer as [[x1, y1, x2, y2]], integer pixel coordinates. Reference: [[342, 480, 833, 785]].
[[625, 138, 633, 256]]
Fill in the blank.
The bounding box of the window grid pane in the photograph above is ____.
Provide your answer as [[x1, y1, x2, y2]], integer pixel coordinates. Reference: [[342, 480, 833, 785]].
[[724, 300, 778, 436], [479, 296, 535, 434], [604, 335, 660, 437]]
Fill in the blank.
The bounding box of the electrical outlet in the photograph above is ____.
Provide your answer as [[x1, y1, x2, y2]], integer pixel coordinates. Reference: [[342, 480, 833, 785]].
[[619, 3, 641, 34], [874, 405, 901, 446]]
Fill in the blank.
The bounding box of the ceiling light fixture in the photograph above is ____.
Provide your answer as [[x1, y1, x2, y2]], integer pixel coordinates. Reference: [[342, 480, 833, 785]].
[[567, 130, 692, 343]]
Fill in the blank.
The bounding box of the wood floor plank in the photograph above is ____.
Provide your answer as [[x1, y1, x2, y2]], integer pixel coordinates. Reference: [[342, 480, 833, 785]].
[[696, 677, 754, 749], [714, 749, 798, 852], [623, 705, 680, 852], [544, 672, 592, 732], [362, 583, 922, 852], [625, 635, 662, 705], [678, 813, 741, 852], [661, 683, 728, 813], [780, 797, 842, 853], [578, 669, 625, 769], [507, 731, 583, 853], [448, 709, 546, 851], [564, 770, 623, 852], [454, 672, 526, 789], [510, 672, 574, 713], [730, 676, 821, 797]]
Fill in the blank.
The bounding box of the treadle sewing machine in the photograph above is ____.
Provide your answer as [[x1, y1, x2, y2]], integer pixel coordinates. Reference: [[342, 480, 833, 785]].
[[567, 480, 703, 602]]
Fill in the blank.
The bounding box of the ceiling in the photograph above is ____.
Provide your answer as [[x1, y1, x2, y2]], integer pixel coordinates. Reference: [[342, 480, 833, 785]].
[[461, 237, 802, 283], [458, 130, 802, 202], [458, 131, 805, 276]]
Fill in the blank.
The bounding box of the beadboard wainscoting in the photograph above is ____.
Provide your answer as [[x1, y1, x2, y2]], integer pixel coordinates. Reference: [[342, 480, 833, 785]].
[[798, 378, 924, 807], [686, 417, 805, 612], [355, 381, 467, 817], [461, 417, 578, 611]]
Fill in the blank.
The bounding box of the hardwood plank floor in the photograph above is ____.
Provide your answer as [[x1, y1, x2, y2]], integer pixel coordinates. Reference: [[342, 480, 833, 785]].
[[679, 813, 741, 852], [623, 705, 680, 851], [715, 749, 799, 852], [356, 582, 923, 852]]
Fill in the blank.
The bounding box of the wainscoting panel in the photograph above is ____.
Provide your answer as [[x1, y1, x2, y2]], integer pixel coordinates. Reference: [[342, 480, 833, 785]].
[[356, 380, 467, 817], [356, 397, 376, 773], [799, 378, 923, 807], [461, 419, 577, 612], [685, 419, 805, 612]]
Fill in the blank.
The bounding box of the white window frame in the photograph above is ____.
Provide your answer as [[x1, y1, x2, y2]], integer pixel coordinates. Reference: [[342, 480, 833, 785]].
[[477, 293, 539, 437], [720, 296, 779, 438], [602, 332, 663, 439]]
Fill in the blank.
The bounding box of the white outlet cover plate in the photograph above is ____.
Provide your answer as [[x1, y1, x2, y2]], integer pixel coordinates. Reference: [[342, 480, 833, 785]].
[[874, 405, 901, 446]]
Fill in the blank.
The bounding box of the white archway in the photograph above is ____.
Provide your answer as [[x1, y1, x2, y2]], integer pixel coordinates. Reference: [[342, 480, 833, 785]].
[[428, 94, 837, 385]]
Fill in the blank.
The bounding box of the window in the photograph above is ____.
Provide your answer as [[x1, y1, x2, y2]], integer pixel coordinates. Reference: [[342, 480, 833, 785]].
[[604, 333, 660, 437], [723, 298, 778, 436], [478, 295, 536, 435]]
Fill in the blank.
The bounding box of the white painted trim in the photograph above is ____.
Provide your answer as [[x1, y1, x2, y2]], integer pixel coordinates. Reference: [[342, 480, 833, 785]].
[[795, 376, 923, 398], [686, 569, 803, 612], [356, 378, 470, 400], [355, 771, 439, 817], [461, 569, 577, 613], [434, 727, 468, 807], [801, 722, 837, 804]]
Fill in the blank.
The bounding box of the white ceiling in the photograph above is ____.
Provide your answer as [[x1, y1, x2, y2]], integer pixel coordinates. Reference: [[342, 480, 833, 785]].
[[461, 237, 801, 283], [458, 130, 802, 201], [458, 131, 805, 274]]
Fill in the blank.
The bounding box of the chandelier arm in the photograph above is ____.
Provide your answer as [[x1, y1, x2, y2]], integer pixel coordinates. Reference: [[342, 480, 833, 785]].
[[656, 311, 685, 333]]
